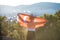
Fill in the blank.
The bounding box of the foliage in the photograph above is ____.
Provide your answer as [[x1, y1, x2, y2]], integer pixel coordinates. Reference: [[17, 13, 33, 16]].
[[36, 10, 60, 40], [0, 10, 60, 40]]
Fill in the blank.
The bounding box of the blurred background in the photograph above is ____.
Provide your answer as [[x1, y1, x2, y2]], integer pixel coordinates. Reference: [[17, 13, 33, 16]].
[[0, 2, 60, 40]]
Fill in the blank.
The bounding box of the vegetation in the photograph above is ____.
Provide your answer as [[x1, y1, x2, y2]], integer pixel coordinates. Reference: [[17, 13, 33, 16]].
[[0, 10, 60, 40]]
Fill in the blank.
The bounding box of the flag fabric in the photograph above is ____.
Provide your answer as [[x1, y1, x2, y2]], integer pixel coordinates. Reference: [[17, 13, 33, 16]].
[[17, 13, 47, 29]]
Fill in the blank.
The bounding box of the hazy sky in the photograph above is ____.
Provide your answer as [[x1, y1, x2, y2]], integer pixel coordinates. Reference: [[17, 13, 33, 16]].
[[0, 0, 60, 6]]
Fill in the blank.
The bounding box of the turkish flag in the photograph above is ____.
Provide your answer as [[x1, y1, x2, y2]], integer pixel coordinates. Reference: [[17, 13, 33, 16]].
[[17, 13, 47, 29]]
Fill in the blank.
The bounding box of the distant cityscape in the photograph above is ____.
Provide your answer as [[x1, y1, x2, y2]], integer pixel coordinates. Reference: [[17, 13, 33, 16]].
[[6, 16, 17, 22]]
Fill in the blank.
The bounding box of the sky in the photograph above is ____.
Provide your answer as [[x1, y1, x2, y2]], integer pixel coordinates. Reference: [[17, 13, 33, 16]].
[[0, 0, 60, 6]]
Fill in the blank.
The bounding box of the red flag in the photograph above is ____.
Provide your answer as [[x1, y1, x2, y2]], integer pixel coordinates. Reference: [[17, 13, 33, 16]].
[[17, 13, 47, 29]]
